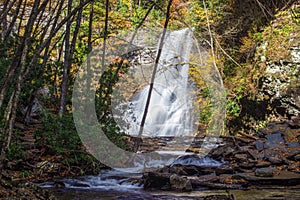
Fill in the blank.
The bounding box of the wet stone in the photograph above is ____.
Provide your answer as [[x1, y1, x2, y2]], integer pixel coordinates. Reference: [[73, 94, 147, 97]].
[[284, 128, 299, 143], [143, 172, 170, 189], [215, 166, 234, 176], [255, 168, 274, 177], [190, 174, 218, 186], [264, 133, 285, 149], [210, 146, 235, 160], [234, 154, 248, 162], [238, 162, 256, 169], [236, 170, 300, 186], [268, 156, 284, 165], [288, 142, 300, 148], [294, 154, 300, 161], [73, 182, 90, 187], [256, 161, 271, 168], [256, 140, 264, 151], [169, 174, 192, 191], [170, 165, 199, 176]]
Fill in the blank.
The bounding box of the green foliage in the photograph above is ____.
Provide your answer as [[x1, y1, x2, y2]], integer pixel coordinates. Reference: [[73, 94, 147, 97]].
[[21, 170, 31, 178], [252, 119, 267, 132], [7, 143, 28, 161], [257, 10, 299, 62], [188, 64, 213, 126], [95, 59, 130, 149], [253, 32, 263, 42], [199, 105, 212, 123], [223, 60, 237, 77], [187, 0, 228, 33], [35, 113, 81, 153], [226, 99, 240, 117], [35, 112, 103, 172], [226, 86, 244, 118]]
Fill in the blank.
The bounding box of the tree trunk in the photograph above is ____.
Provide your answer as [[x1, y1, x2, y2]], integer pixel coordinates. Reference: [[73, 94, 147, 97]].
[[59, 0, 83, 116], [59, 0, 73, 116], [3, 0, 22, 41], [101, 0, 109, 70]]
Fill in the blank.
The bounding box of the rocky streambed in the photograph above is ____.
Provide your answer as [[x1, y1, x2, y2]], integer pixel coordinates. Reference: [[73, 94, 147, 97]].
[[142, 120, 300, 196], [35, 119, 300, 200]]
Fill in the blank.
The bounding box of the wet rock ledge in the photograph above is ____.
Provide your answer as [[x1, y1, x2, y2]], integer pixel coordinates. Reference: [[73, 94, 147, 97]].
[[142, 120, 300, 191]]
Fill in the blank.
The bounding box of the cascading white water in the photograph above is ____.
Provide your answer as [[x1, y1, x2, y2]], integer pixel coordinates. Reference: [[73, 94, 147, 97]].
[[122, 28, 196, 137]]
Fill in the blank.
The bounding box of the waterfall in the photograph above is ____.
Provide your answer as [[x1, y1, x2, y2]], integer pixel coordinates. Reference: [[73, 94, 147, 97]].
[[120, 28, 196, 137], [73, 27, 226, 172]]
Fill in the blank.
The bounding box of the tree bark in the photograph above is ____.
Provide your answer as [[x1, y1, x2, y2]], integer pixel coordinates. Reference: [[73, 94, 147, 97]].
[[59, 0, 83, 116], [3, 0, 22, 41], [101, 0, 109, 70]]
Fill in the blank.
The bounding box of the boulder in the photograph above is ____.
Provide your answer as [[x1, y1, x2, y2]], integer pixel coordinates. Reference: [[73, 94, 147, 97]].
[[209, 146, 235, 160], [288, 162, 300, 172], [255, 140, 264, 151], [284, 127, 300, 143], [287, 149, 300, 159], [264, 133, 285, 149], [215, 166, 235, 175], [268, 156, 284, 165], [169, 174, 192, 191], [143, 172, 170, 190], [255, 168, 274, 177], [189, 174, 219, 187], [238, 162, 256, 169], [264, 149, 286, 164], [169, 165, 199, 176], [256, 161, 271, 168], [219, 174, 246, 185]]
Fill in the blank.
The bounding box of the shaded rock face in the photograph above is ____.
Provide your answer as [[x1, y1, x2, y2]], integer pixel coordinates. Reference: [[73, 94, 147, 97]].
[[257, 47, 300, 118]]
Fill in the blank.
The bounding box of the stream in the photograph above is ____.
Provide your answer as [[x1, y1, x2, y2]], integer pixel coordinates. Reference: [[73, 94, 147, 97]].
[[38, 160, 300, 200], [37, 136, 300, 200], [38, 137, 226, 199]]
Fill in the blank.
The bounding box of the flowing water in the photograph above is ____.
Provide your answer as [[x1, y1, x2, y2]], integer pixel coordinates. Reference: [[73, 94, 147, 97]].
[[119, 28, 196, 137], [38, 158, 226, 200]]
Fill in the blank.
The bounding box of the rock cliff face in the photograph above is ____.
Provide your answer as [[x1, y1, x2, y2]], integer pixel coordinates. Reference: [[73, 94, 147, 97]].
[[245, 5, 300, 121], [257, 46, 300, 118]]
